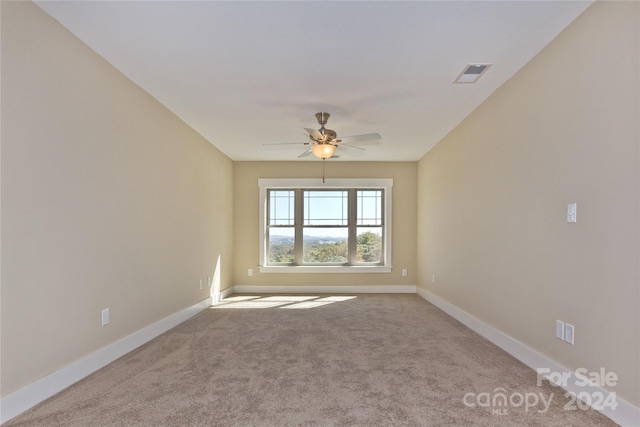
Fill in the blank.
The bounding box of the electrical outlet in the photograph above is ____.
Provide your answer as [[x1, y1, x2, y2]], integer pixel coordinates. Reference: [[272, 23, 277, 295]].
[[555, 320, 565, 340], [208, 276, 212, 287], [199, 279, 203, 290], [248, 269, 253, 276], [401, 269, 407, 277], [564, 323, 575, 345], [101, 309, 109, 326], [432, 274, 436, 283]]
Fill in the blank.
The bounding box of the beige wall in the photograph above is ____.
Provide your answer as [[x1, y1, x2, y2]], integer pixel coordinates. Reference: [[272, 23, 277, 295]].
[[1, 2, 234, 395], [417, 1, 639, 406], [233, 161, 417, 288], [3, 0, 639, 416]]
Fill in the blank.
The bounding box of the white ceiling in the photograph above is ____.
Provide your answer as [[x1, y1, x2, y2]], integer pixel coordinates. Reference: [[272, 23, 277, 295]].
[[35, 1, 592, 162]]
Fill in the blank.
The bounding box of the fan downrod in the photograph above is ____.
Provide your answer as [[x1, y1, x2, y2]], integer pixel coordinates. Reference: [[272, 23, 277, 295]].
[[315, 112, 330, 126], [314, 112, 338, 141]]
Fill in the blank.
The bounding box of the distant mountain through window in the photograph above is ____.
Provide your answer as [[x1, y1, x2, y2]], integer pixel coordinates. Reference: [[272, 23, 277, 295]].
[[270, 235, 348, 244]]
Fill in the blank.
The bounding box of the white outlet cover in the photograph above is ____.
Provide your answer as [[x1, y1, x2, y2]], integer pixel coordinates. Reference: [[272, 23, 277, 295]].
[[564, 323, 575, 345], [555, 320, 564, 340]]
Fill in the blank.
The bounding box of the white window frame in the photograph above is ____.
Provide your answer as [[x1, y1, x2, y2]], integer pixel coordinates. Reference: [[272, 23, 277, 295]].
[[259, 178, 393, 273]]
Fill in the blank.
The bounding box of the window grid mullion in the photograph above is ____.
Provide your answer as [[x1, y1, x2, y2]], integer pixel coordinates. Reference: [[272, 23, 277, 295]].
[[294, 189, 303, 265], [348, 189, 357, 265]]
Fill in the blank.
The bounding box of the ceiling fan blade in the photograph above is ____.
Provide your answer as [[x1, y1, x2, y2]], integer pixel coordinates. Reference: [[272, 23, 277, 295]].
[[297, 148, 312, 158], [262, 142, 309, 151], [338, 143, 365, 151], [304, 127, 323, 140], [263, 142, 306, 146], [339, 133, 382, 145], [335, 144, 366, 157]]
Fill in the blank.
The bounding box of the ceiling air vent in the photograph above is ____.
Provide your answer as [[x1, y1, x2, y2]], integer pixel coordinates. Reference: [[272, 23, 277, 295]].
[[454, 64, 492, 84]]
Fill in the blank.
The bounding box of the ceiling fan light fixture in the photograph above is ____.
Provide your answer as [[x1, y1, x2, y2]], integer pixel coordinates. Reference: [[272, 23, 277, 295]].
[[311, 143, 336, 159]]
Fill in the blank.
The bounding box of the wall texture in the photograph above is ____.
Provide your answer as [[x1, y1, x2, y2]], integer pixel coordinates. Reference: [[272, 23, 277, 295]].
[[233, 161, 417, 288], [417, 1, 639, 406], [3, 0, 639, 419], [1, 1, 234, 396]]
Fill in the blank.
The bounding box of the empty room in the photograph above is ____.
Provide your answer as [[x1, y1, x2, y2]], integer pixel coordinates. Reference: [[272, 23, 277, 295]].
[[1, 1, 638, 426]]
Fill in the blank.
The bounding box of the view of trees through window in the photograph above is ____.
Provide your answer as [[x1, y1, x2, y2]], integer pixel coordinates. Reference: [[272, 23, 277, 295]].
[[268, 231, 382, 264], [267, 188, 383, 265]]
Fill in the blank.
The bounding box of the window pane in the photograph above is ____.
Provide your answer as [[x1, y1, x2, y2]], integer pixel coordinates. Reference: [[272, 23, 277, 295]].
[[303, 191, 348, 226], [357, 190, 382, 226], [303, 228, 348, 263], [357, 227, 383, 263], [269, 190, 294, 226], [268, 227, 294, 263]]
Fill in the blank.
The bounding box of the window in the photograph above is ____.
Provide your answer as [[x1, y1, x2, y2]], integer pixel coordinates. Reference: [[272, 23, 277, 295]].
[[259, 178, 392, 273], [302, 190, 349, 264]]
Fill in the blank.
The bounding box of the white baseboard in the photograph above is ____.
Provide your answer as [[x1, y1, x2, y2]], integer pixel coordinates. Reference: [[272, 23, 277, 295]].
[[220, 286, 235, 300], [6, 289, 636, 426], [416, 287, 640, 427], [0, 297, 212, 425], [212, 287, 235, 304], [232, 284, 416, 294]]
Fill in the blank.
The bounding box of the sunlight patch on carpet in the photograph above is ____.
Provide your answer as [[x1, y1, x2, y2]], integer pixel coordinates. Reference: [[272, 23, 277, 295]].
[[212, 295, 358, 310], [280, 301, 335, 309]]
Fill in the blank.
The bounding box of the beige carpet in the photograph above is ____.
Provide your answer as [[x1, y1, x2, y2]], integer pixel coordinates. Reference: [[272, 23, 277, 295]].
[[6, 294, 617, 426]]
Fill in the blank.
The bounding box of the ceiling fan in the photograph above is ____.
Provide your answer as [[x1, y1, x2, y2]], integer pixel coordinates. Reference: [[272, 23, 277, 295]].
[[264, 112, 381, 159]]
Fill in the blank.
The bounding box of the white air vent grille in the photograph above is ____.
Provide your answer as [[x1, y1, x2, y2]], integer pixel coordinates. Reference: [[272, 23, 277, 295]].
[[454, 63, 492, 84]]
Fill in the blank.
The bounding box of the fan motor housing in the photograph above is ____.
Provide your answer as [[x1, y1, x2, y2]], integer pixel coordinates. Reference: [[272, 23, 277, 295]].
[[320, 128, 337, 140]]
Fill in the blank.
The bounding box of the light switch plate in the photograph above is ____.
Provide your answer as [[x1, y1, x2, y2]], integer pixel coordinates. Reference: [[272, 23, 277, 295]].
[[556, 320, 565, 340], [101, 308, 109, 326], [567, 203, 577, 223]]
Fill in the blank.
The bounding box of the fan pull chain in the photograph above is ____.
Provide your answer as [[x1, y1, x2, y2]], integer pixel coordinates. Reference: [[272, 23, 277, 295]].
[[322, 158, 326, 183]]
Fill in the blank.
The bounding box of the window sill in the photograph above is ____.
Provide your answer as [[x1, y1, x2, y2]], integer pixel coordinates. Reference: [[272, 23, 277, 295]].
[[258, 265, 392, 274]]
